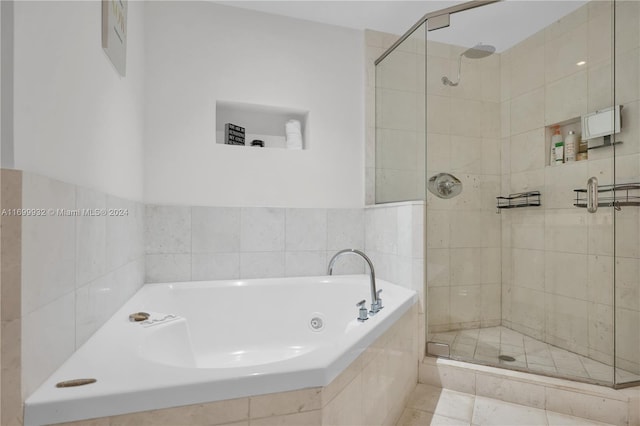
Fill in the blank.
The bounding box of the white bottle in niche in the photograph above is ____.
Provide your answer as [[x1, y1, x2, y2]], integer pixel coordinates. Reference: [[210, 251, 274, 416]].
[[565, 130, 578, 162]]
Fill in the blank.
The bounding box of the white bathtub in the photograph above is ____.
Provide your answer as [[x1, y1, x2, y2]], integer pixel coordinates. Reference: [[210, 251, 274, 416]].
[[25, 275, 417, 425]]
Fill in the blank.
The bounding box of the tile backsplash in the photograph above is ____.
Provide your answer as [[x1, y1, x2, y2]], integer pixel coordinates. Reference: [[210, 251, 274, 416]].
[[0, 169, 146, 412], [145, 206, 366, 283]]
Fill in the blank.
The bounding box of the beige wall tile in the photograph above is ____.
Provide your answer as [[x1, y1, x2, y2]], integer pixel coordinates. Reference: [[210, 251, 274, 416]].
[[510, 128, 546, 173], [108, 399, 249, 426], [249, 389, 321, 419], [480, 284, 501, 324], [616, 308, 640, 368], [449, 98, 483, 138], [544, 209, 588, 254], [250, 410, 322, 426], [378, 89, 418, 131], [426, 95, 451, 135], [587, 6, 612, 65], [377, 50, 418, 93], [418, 362, 476, 394], [545, 295, 589, 354], [587, 255, 614, 306], [615, 208, 640, 259], [587, 61, 613, 111], [510, 44, 545, 99], [512, 248, 545, 291], [1, 170, 22, 323], [615, 0, 640, 55], [475, 373, 545, 409], [509, 169, 544, 194], [545, 23, 588, 83], [545, 71, 588, 125], [321, 374, 362, 426], [587, 210, 614, 256], [426, 55, 450, 97], [545, 387, 628, 425], [510, 287, 545, 337], [511, 210, 545, 250], [510, 88, 544, 135], [587, 302, 614, 361], [473, 396, 548, 426], [544, 162, 588, 209], [1, 318, 22, 426]]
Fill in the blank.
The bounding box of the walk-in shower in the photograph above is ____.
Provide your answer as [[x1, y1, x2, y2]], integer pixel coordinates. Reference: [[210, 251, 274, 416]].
[[374, 0, 640, 389]]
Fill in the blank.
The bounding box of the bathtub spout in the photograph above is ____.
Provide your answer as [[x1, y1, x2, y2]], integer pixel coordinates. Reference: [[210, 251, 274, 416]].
[[327, 249, 383, 315]]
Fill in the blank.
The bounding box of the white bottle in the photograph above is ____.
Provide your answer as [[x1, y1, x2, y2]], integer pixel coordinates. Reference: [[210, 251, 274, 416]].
[[564, 131, 578, 162]]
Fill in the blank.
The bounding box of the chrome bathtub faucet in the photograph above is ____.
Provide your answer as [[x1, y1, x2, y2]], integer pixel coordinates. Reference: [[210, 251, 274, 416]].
[[327, 249, 383, 315]]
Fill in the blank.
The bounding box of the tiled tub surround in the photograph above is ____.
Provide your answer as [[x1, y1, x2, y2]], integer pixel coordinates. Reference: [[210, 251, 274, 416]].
[[363, 202, 426, 361], [32, 297, 420, 426], [1, 169, 146, 425], [145, 205, 366, 283]]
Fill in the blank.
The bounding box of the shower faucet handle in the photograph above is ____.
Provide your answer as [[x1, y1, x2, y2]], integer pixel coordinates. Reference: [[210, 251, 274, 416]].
[[356, 300, 368, 322]]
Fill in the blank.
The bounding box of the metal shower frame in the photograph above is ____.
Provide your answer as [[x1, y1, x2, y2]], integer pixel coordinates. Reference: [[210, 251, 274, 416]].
[[374, 0, 500, 66]]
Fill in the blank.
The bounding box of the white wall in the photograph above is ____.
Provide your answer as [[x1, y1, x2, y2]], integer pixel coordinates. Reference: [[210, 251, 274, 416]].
[[13, 1, 145, 201], [144, 2, 365, 208]]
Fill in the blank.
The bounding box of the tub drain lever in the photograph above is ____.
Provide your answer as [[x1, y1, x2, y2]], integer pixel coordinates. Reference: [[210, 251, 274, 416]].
[[356, 300, 369, 322]]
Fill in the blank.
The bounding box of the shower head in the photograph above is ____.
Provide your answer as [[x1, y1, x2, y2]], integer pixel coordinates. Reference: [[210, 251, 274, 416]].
[[442, 42, 496, 87], [462, 43, 496, 59]]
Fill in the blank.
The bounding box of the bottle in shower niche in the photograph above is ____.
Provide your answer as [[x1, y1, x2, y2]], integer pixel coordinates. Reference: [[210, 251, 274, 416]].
[[564, 130, 578, 162], [551, 126, 564, 165]]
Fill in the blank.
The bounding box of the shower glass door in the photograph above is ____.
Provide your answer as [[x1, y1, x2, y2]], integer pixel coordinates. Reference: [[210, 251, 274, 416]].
[[421, 0, 639, 388]]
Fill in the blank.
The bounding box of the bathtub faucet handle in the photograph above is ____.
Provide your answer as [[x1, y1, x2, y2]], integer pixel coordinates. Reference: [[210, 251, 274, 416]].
[[373, 289, 383, 311], [356, 300, 369, 322]]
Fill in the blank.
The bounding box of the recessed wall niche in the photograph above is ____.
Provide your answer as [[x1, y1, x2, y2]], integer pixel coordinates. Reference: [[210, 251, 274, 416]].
[[215, 101, 309, 149]]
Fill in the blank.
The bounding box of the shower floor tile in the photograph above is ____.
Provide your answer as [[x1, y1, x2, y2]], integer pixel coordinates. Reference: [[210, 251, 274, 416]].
[[429, 326, 640, 385]]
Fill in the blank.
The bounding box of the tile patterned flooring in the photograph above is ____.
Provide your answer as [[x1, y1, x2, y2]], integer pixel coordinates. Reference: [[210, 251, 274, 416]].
[[396, 383, 615, 426], [429, 326, 640, 385]]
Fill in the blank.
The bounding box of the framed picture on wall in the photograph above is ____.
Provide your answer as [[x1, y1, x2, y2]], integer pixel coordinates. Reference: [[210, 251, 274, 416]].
[[102, 0, 127, 76]]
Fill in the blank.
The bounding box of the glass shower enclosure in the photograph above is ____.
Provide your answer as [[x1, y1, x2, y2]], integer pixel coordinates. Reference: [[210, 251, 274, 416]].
[[375, 0, 640, 388]]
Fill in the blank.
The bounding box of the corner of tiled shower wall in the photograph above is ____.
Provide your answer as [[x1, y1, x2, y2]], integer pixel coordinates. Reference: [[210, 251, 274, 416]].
[[0, 170, 146, 400], [144, 206, 366, 283]]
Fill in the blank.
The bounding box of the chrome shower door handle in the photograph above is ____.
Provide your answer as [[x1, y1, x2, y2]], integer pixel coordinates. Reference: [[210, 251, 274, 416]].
[[587, 177, 598, 213]]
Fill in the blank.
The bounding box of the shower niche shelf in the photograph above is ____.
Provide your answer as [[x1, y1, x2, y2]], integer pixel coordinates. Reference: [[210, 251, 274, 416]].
[[496, 191, 541, 210], [215, 101, 308, 149], [573, 183, 640, 209]]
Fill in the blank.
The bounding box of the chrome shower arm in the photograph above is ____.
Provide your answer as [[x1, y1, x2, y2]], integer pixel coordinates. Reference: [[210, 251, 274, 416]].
[[442, 53, 463, 87]]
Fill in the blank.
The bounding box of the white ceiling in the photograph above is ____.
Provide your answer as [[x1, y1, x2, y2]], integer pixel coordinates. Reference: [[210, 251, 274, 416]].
[[214, 1, 588, 52]]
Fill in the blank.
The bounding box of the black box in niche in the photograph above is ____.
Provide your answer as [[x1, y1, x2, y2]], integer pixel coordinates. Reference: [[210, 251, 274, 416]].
[[225, 123, 245, 145]]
